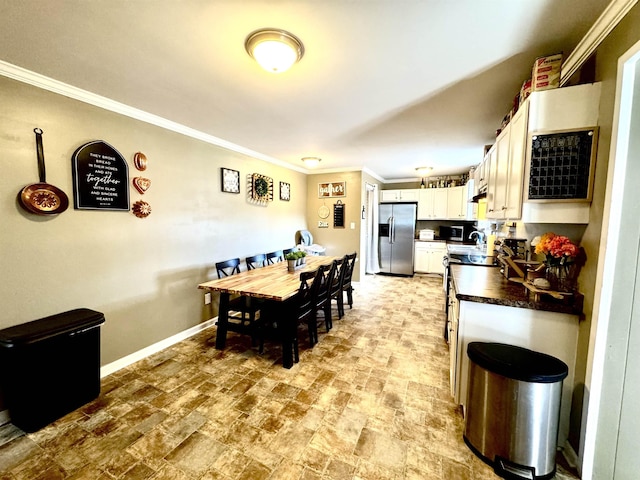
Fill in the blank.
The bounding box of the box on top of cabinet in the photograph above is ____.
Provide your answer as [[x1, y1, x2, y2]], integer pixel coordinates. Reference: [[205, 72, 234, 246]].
[[532, 53, 562, 92]]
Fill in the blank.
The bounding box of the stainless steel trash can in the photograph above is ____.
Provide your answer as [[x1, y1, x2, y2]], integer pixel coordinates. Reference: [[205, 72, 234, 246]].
[[463, 342, 568, 480], [0, 308, 105, 432]]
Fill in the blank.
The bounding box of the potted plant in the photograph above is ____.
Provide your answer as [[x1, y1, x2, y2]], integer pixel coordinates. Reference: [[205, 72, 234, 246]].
[[285, 251, 298, 272]]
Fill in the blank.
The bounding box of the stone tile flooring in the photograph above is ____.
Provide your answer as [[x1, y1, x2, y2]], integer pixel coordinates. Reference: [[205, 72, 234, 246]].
[[0, 274, 580, 479]]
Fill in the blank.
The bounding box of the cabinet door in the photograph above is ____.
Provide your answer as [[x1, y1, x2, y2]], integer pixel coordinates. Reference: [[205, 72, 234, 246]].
[[486, 143, 499, 217], [414, 244, 429, 273], [399, 189, 420, 202], [432, 189, 448, 219], [488, 127, 510, 218], [380, 190, 399, 202], [447, 186, 466, 219], [428, 248, 446, 275], [417, 189, 431, 219], [505, 105, 527, 219]]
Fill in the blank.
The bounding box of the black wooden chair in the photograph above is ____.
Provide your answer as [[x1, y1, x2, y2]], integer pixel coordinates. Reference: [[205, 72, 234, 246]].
[[340, 252, 357, 312], [215, 258, 264, 352], [246, 253, 267, 270], [313, 262, 334, 333], [329, 256, 347, 319], [266, 250, 284, 264]]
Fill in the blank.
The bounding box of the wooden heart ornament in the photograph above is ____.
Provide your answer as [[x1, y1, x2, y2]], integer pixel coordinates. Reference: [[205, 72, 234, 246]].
[[133, 177, 151, 194]]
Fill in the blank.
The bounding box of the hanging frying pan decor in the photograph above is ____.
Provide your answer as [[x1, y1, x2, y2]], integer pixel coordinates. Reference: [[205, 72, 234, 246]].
[[18, 128, 69, 215], [71, 140, 129, 210]]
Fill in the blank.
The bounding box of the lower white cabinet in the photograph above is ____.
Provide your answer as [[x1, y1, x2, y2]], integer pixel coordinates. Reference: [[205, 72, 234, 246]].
[[414, 242, 447, 274], [450, 297, 579, 449]]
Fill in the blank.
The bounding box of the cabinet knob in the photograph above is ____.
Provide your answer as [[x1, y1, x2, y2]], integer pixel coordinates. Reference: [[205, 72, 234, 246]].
[[502, 206, 507, 210]]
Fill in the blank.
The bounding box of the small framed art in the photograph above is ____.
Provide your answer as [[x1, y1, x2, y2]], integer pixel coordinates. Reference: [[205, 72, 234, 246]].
[[280, 182, 291, 201], [221, 168, 240, 194]]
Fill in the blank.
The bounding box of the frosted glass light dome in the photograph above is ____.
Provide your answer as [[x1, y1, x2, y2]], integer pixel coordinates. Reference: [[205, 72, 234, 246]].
[[245, 29, 304, 73]]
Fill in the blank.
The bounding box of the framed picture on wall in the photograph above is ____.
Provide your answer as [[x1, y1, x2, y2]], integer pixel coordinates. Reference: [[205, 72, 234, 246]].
[[280, 182, 291, 201], [318, 181, 346, 198], [221, 168, 240, 193]]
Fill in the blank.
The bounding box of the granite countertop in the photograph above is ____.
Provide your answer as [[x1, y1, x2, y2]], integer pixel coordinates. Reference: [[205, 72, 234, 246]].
[[450, 263, 583, 315]]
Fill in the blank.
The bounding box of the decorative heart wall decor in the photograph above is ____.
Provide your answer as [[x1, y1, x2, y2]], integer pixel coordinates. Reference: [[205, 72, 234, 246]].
[[133, 177, 151, 194]]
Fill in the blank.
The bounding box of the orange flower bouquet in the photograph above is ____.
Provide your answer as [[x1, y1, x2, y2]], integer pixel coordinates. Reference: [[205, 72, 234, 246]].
[[534, 233, 580, 291]]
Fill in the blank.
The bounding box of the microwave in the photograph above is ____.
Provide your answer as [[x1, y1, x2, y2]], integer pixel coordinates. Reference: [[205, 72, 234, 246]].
[[440, 225, 466, 242]]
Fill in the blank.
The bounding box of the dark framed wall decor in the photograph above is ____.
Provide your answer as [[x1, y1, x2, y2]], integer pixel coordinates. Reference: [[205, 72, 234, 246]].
[[279, 182, 290, 201], [221, 167, 240, 193]]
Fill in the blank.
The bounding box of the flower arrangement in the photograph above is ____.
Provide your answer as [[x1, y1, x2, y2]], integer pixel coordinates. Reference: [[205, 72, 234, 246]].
[[535, 232, 579, 266], [285, 250, 307, 271]]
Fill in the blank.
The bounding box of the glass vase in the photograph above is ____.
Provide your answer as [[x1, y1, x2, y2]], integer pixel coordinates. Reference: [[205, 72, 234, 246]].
[[546, 264, 574, 292]]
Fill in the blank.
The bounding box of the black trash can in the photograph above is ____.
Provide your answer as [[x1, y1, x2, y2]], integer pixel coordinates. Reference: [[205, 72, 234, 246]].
[[0, 308, 105, 432], [463, 342, 568, 480]]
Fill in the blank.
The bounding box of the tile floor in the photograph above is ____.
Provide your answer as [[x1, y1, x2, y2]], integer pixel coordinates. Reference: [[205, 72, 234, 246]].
[[0, 274, 580, 479]]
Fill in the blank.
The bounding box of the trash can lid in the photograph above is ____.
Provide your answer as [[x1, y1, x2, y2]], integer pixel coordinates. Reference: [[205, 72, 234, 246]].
[[467, 342, 568, 383], [0, 308, 105, 348]]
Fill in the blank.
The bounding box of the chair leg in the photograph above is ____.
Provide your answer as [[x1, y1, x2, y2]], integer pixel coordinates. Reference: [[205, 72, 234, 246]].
[[347, 287, 353, 309], [337, 294, 344, 318], [324, 304, 332, 331]]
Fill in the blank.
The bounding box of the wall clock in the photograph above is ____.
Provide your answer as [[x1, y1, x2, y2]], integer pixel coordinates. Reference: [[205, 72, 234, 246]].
[[221, 168, 240, 194], [280, 182, 290, 201]]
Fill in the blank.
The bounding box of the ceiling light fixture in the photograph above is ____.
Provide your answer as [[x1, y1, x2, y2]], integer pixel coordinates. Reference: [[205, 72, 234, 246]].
[[302, 157, 321, 168], [415, 167, 433, 175], [245, 28, 304, 73]]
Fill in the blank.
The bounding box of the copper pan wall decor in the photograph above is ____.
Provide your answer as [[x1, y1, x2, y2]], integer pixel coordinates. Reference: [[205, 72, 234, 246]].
[[132, 200, 152, 218], [18, 128, 69, 216], [133, 177, 151, 194], [133, 152, 147, 171]]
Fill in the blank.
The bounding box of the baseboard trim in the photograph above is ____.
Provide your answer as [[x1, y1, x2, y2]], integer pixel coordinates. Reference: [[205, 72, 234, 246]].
[[100, 318, 216, 378]]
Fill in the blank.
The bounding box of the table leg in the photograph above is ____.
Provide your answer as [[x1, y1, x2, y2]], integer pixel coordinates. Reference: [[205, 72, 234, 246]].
[[215, 292, 230, 350]]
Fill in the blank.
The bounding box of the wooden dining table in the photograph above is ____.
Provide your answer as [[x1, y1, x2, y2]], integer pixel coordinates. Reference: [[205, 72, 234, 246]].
[[198, 255, 337, 368]]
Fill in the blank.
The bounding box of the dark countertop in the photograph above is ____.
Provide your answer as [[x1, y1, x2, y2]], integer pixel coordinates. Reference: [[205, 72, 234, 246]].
[[450, 263, 583, 315]]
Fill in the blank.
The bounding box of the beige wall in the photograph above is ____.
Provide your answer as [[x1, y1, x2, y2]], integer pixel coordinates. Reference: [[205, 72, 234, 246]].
[[0, 76, 308, 373], [305, 171, 363, 281], [564, 4, 640, 452]]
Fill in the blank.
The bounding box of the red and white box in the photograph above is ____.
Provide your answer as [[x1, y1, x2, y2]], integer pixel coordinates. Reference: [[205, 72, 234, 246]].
[[532, 53, 562, 92]]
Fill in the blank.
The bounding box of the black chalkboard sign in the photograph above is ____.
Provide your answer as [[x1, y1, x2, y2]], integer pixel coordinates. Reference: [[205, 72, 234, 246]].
[[334, 201, 345, 228], [528, 128, 598, 202], [72, 140, 129, 210]]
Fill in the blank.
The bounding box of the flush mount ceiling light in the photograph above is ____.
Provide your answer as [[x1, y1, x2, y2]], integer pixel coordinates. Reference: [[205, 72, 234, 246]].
[[415, 167, 433, 175], [302, 157, 321, 168], [245, 28, 304, 73]]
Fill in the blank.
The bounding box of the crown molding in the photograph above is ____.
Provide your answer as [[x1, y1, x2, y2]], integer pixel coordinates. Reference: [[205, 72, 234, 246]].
[[561, 0, 638, 85], [0, 60, 308, 174]]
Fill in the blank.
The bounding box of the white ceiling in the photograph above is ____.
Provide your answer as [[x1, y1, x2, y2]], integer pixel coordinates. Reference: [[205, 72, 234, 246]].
[[0, 0, 611, 181]]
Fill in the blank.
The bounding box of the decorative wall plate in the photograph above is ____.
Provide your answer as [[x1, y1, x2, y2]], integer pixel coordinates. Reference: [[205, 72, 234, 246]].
[[280, 182, 290, 201], [133, 152, 147, 171], [318, 204, 330, 219], [132, 200, 152, 218], [133, 177, 151, 194], [221, 167, 240, 193], [250, 173, 273, 201]]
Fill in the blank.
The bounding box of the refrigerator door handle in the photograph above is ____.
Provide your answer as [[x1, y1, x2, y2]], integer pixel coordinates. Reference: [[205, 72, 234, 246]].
[[390, 216, 395, 244]]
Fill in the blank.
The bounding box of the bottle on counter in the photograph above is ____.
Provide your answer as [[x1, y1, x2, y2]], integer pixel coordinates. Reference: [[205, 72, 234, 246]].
[[486, 224, 497, 257]]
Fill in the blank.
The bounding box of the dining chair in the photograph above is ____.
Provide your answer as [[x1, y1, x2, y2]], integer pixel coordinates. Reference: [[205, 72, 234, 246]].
[[340, 252, 358, 312], [292, 270, 319, 358], [215, 258, 264, 352], [266, 250, 284, 264], [246, 253, 267, 270], [329, 256, 347, 319], [313, 262, 334, 333]]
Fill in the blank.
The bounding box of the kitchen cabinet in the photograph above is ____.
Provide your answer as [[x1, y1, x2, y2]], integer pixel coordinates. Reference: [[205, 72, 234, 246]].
[[414, 241, 447, 274], [417, 188, 448, 219], [485, 83, 601, 222], [449, 265, 580, 448], [380, 189, 420, 203], [446, 186, 468, 220]]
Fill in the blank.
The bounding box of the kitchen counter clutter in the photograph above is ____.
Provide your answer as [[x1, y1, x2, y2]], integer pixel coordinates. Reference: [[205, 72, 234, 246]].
[[450, 263, 583, 315], [447, 262, 581, 451]]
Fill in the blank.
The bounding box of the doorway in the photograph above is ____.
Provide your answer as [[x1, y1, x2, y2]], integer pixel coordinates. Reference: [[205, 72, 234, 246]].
[[581, 39, 640, 479]]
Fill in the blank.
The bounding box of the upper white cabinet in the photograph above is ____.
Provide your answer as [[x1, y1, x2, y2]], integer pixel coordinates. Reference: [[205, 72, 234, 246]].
[[418, 188, 448, 219], [380, 189, 420, 203], [446, 186, 468, 220], [484, 82, 601, 223]]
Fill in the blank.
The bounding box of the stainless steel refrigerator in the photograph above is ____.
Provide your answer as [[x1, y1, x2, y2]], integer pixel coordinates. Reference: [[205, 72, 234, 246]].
[[378, 203, 416, 275]]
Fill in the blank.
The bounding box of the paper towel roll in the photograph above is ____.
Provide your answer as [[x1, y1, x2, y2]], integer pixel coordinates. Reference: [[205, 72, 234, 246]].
[[486, 234, 497, 256]]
